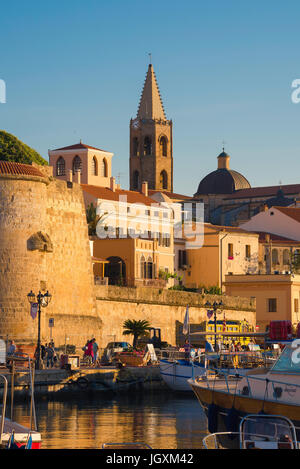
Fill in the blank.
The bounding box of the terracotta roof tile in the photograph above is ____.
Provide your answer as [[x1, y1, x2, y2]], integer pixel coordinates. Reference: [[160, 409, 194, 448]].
[[0, 161, 45, 178], [224, 184, 300, 200], [51, 142, 108, 152], [148, 189, 192, 200], [256, 231, 300, 244], [274, 206, 300, 223], [81, 184, 157, 207]]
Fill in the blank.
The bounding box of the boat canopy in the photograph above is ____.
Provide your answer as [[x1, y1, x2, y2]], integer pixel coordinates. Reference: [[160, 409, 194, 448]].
[[270, 343, 300, 373]]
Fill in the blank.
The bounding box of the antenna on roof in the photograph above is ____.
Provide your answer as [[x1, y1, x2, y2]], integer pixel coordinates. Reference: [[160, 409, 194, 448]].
[[222, 139, 227, 152], [148, 52, 152, 65], [116, 172, 125, 186]]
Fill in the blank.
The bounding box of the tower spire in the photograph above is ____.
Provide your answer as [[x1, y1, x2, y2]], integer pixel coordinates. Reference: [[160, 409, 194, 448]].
[[137, 63, 166, 120]]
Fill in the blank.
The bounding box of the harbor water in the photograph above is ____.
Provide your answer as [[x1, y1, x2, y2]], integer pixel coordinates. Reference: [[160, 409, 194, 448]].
[[10, 392, 208, 449]]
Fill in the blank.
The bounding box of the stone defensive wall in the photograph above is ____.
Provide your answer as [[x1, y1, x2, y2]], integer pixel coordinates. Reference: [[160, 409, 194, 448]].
[[0, 163, 100, 350], [95, 285, 256, 348]]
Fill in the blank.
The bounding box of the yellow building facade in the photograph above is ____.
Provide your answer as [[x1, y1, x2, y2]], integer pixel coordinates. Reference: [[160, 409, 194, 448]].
[[224, 273, 300, 331], [82, 180, 175, 287], [177, 224, 259, 291]]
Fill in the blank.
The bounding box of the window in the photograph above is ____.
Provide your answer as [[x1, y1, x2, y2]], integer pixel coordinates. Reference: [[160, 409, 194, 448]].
[[228, 243, 233, 259], [283, 249, 290, 265], [72, 155, 82, 174], [100, 158, 107, 177], [56, 157, 65, 176], [159, 136, 167, 157], [178, 250, 187, 269], [268, 298, 277, 313], [272, 249, 279, 265], [144, 136, 152, 155], [245, 245, 251, 259], [160, 170, 168, 190], [132, 137, 139, 156], [295, 298, 299, 313], [92, 156, 98, 176]]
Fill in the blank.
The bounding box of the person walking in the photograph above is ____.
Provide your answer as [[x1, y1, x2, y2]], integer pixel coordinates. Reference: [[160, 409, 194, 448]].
[[86, 339, 94, 366], [92, 338, 99, 366], [46, 343, 55, 368]]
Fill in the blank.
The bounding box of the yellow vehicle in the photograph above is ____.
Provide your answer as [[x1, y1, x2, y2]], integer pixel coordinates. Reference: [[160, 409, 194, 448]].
[[205, 319, 254, 347]]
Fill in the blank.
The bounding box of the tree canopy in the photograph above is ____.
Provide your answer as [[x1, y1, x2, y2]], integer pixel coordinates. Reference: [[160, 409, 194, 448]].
[[123, 319, 151, 348], [0, 130, 48, 166]]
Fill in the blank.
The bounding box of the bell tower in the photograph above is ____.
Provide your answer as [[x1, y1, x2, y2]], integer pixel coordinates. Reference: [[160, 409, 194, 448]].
[[130, 63, 173, 192]]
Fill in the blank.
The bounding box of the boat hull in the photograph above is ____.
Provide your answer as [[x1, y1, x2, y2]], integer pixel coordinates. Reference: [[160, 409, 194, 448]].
[[189, 379, 300, 434], [159, 359, 206, 392]]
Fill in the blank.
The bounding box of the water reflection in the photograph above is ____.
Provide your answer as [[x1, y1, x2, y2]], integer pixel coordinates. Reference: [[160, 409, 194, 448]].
[[11, 393, 208, 449]]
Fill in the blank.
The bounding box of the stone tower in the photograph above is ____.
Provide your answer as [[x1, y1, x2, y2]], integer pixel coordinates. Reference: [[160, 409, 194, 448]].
[[129, 63, 173, 192]]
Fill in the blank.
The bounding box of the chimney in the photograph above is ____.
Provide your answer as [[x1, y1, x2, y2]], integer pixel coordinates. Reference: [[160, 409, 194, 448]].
[[110, 176, 116, 192], [260, 204, 268, 212], [141, 181, 148, 197], [73, 170, 81, 184]]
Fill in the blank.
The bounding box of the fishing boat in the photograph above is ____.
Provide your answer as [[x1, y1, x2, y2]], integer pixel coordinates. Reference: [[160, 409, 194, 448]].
[[160, 331, 275, 392], [202, 413, 299, 449], [0, 354, 42, 449], [188, 341, 300, 439]]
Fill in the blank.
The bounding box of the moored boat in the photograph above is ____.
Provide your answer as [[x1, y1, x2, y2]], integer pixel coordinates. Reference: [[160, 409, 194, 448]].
[[160, 331, 276, 393], [202, 413, 299, 449], [188, 342, 300, 438], [0, 354, 42, 449]]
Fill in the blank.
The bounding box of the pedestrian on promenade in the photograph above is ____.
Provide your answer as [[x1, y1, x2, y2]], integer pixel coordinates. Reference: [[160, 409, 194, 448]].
[[7, 340, 16, 357], [6, 340, 17, 367], [41, 343, 46, 366], [87, 339, 94, 365], [92, 338, 99, 365], [46, 343, 55, 368]]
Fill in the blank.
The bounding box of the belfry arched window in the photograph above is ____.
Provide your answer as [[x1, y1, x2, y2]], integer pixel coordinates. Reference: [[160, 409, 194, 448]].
[[160, 170, 168, 190], [160, 136, 167, 157], [144, 136, 152, 156], [72, 155, 82, 175], [92, 156, 98, 176], [56, 157, 65, 176], [133, 170, 139, 190], [100, 158, 107, 177]]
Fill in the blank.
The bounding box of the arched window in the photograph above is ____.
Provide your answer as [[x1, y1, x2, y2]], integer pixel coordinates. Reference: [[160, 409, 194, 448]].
[[272, 248, 279, 265], [160, 170, 168, 190], [72, 155, 82, 175], [144, 136, 152, 155], [100, 158, 107, 177], [160, 136, 167, 157], [133, 137, 139, 156], [56, 157, 65, 176], [92, 156, 98, 176], [133, 170, 139, 190], [140, 255, 146, 278], [283, 249, 290, 265], [147, 256, 153, 279]]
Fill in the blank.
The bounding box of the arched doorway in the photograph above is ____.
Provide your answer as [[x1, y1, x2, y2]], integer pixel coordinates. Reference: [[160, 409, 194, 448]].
[[105, 256, 126, 285]]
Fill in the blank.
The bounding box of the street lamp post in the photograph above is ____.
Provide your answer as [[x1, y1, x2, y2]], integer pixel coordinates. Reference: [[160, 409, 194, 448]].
[[205, 300, 223, 350], [27, 290, 52, 369]]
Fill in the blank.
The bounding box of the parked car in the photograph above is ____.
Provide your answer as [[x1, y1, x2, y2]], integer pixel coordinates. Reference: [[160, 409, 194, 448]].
[[104, 342, 131, 362]]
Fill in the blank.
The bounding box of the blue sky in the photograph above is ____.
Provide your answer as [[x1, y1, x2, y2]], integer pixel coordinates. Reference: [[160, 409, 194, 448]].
[[1, 0, 300, 195]]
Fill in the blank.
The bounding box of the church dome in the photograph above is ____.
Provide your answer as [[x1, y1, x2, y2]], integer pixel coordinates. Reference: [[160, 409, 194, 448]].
[[194, 150, 251, 196]]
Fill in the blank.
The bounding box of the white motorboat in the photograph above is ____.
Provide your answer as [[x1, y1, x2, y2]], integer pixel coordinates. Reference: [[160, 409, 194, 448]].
[[202, 413, 299, 449]]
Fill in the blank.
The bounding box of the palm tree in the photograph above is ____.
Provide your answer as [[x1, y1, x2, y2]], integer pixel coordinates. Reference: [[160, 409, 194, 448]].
[[123, 319, 151, 349], [86, 203, 108, 236]]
